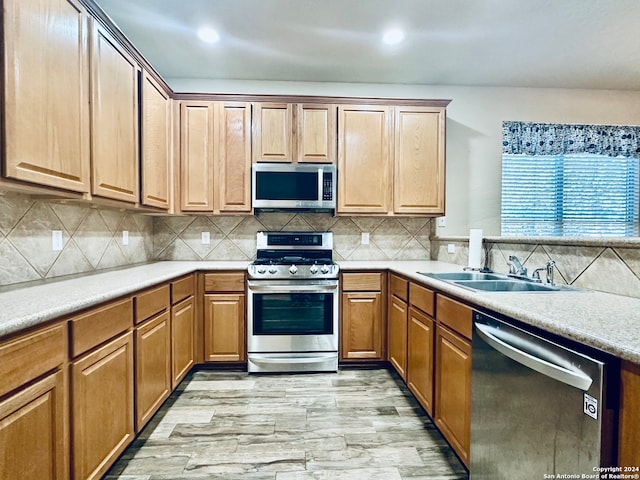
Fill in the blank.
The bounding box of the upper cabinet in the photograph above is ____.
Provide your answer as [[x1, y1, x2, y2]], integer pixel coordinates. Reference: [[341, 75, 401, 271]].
[[337, 105, 392, 214], [338, 104, 447, 216], [140, 70, 172, 210], [253, 102, 336, 163], [90, 22, 140, 203], [394, 106, 446, 215], [180, 101, 252, 213], [3, 0, 91, 193]]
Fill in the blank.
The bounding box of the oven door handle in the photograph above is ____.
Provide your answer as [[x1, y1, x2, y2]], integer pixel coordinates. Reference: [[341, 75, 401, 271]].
[[248, 284, 338, 294], [249, 354, 335, 365]]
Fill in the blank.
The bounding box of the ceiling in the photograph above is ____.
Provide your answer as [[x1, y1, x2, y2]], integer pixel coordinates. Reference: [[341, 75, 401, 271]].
[[94, 0, 640, 91]]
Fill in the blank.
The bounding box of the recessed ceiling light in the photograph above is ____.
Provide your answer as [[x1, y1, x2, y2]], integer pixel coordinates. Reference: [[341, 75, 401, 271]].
[[382, 28, 405, 45], [197, 26, 220, 44]]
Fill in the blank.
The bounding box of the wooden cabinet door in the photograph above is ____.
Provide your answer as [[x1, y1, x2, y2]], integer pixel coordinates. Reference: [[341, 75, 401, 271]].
[[0, 370, 68, 480], [171, 296, 195, 386], [216, 102, 252, 212], [3, 0, 90, 193], [394, 106, 446, 214], [435, 324, 471, 467], [204, 294, 245, 362], [407, 307, 435, 417], [296, 104, 336, 163], [619, 361, 640, 466], [180, 101, 215, 211], [90, 22, 139, 203], [135, 312, 171, 431], [252, 103, 293, 162], [340, 292, 384, 360], [72, 332, 134, 480], [337, 105, 392, 213], [388, 295, 408, 379], [141, 70, 171, 209]]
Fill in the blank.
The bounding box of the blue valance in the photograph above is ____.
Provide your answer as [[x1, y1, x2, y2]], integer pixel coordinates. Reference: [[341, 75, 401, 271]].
[[502, 121, 640, 157]]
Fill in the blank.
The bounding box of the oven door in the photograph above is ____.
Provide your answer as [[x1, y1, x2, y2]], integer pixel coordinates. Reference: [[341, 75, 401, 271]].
[[247, 279, 339, 353]]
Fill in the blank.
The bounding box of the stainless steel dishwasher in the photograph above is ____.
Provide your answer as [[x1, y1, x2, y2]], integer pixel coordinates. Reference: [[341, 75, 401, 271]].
[[471, 311, 617, 479]]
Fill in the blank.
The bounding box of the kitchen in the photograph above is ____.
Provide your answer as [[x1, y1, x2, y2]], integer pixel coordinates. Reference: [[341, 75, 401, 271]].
[[1, 0, 640, 479]]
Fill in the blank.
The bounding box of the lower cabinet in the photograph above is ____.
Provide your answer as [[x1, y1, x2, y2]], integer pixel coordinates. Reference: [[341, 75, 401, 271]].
[[135, 311, 171, 430], [388, 274, 409, 378], [171, 295, 195, 385], [72, 332, 134, 480], [203, 272, 246, 362], [0, 370, 67, 480], [0, 322, 68, 480], [619, 360, 640, 465], [204, 294, 245, 361], [407, 306, 435, 416], [434, 294, 472, 468], [340, 272, 385, 361]]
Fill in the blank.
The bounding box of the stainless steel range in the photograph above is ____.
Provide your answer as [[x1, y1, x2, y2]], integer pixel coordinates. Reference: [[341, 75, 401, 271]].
[[247, 231, 339, 373]]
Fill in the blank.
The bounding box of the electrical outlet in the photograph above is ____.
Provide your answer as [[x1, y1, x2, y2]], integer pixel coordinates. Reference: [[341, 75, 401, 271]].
[[361, 232, 370, 245], [122, 230, 129, 246], [201, 232, 211, 245], [447, 243, 456, 254], [52, 230, 63, 251], [437, 217, 447, 227]]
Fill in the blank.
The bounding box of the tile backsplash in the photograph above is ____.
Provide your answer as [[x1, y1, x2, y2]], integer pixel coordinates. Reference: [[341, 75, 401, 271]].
[[154, 212, 433, 262], [3, 187, 638, 300], [0, 190, 154, 287]]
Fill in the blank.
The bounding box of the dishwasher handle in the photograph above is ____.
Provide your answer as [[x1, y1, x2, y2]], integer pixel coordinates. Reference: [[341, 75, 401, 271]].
[[475, 322, 593, 391]]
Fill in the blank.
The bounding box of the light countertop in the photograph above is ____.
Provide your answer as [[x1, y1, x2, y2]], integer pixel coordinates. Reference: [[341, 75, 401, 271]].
[[1, 260, 639, 365]]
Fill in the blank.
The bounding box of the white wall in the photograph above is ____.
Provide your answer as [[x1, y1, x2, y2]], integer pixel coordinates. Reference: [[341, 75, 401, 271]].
[[168, 79, 640, 235]]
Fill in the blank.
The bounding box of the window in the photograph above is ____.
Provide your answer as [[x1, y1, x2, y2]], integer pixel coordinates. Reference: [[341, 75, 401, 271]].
[[501, 153, 639, 236]]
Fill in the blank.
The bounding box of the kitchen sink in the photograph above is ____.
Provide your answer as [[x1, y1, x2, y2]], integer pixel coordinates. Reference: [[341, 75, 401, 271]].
[[421, 272, 505, 281], [420, 272, 582, 293]]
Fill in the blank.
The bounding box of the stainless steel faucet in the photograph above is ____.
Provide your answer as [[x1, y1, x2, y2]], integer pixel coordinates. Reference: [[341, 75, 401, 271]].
[[532, 260, 556, 284], [508, 255, 527, 276]]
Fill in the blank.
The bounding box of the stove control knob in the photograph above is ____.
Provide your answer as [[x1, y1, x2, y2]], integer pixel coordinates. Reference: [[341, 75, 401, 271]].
[[320, 265, 330, 274], [309, 265, 319, 274], [257, 266, 267, 274], [289, 265, 298, 275], [268, 266, 278, 274]]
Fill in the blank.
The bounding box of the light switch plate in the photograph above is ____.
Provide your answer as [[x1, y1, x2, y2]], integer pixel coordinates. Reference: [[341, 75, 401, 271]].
[[52, 230, 63, 251], [201, 232, 211, 245], [437, 217, 447, 227], [361, 232, 370, 245], [122, 230, 129, 246], [447, 243, 456, 254]]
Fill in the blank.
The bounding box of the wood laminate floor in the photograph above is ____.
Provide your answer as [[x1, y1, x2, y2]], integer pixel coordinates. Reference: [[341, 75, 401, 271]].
[[104, 368, 469, 480]]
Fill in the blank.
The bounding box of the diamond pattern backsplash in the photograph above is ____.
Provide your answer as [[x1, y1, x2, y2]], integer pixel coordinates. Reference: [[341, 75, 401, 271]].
[[153, 212, 433, 262], [3, 186, 639, 299], [0, 190, 154, 287]]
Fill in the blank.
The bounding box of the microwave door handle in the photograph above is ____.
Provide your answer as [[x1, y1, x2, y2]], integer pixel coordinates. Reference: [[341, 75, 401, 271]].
[[318, 168, 323, 201]]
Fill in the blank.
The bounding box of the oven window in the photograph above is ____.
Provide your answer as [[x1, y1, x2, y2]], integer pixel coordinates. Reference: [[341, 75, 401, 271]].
[[253, 293, 333, 335]]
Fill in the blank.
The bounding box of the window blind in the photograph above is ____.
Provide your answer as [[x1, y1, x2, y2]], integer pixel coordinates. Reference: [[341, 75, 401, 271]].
[[501, 154, 639, 236]]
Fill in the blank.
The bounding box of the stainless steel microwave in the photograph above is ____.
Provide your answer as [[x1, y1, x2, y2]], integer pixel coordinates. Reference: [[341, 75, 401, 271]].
[[252, 163, 336, 210]]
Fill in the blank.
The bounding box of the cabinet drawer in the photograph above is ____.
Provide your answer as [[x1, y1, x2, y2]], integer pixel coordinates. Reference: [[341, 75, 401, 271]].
[[171, 275, 194, 304], [389, 274, 408, 301], [135, 284, 170, 324], [0, 323, 66, 398], [341, 272, 383, 291], [70, 297, 133, 358], [410, 282, 435, 316], [436, 294, 472, 340], [204, 272, 245, 293]]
